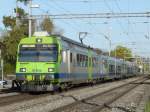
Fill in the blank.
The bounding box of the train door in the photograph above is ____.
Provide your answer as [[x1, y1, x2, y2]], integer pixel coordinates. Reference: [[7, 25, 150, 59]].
[[88, 49, 93, 80], [67, 50, 74, 73], [69, 51, 74, 73], [67, 50, 71, 74]]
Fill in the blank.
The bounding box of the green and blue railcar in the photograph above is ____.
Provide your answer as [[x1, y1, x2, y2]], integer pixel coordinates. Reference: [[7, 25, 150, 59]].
[[15, 33, 140, 91]]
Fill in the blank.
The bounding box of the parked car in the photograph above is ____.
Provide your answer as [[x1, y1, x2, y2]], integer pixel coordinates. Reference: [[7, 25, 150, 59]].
[[0, 80, 7, 85]]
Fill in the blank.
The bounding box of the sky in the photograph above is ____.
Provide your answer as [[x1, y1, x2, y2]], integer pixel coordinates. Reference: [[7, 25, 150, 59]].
[[0, 0, 150, 57]]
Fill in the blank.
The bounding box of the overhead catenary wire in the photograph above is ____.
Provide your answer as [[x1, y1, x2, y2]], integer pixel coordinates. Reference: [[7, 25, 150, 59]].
[[30, 12, 150, 20], [48, 0, 81, 31], [104, 0, 128, 37], [114, 0, 137, 41], [49, 0, 98, 35], [38, 2, 80, 33]]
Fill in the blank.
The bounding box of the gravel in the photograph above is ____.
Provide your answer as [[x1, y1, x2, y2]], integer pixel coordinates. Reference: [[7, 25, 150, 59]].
[[0, 92, 20, 98], [100, 78, 150, 112], [0, 77, 142, 112]]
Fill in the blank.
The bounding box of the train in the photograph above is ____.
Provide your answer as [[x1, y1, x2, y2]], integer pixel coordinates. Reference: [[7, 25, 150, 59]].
[[13, 32, 141, 92]]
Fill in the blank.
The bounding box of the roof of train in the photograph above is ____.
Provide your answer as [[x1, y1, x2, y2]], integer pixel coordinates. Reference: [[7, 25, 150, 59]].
[[32, 32, 136, 65], [33, 31, 90, 49], [52, 34, 91, 49]]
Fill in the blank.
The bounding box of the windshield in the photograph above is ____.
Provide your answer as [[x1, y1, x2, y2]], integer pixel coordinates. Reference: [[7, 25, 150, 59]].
[[18, 44, 58, 62]]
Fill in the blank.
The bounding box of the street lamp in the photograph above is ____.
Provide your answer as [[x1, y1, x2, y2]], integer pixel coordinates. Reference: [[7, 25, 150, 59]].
[[0, 50, 4, 88], [104, 35, 111, 57], [98, 33, 111, 56], [28, 0, 40, 37]]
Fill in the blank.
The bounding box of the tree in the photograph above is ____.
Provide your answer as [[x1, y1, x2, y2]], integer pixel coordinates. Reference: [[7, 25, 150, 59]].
[[2, 7, 28, 74], [17, 0, 28, 2], [2, 2, 55, 74], [17, 0, 29, 5], [53, 26, 64, 35], [3, 28, 25, 60], [3, 7, 28, 29], [111, 45, 132, 61], [94, 48, 103, 54], [3, 16, 16, 29], [14, 7, 28, 18], [41, 17, 54, 34]]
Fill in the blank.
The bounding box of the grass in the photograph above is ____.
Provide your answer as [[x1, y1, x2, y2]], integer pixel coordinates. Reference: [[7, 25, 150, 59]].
[[145, 101, 150, 112]]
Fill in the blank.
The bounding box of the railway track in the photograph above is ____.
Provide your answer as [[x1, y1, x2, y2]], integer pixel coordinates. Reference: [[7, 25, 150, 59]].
[[0, 77, 136, 107], [51, 76, 148, 112], [0, 76, 146, 112], [0, 92, 51, 107], [0, 88, 19, 94]]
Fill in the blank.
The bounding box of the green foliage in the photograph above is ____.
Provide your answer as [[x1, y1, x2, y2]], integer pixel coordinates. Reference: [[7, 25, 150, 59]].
[[3, 27, 25, 62], [2, 7, 28, 74], [111, 45, 132, 61], [2, 3, 55, 74], [4, 63, 15, 75], [17, 0, 28, 2], [94, 48, 103, 54], [3, 16, 16, 28], [14, 7, 28, 18], [41, 17, 54, 34], [145, 101, 150, 112], [17, 0, 28, 5]]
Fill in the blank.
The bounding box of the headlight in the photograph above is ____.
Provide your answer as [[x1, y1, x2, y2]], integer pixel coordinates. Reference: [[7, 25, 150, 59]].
[[36, 38, 42, 43], [20, 68, 26, 72], [48, 68, 54, 72]]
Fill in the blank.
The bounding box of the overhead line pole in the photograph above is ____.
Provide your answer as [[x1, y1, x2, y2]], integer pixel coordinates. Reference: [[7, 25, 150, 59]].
[[16, 0, 19, 27], [0, 50, 4, 88], [29, 0, 32, 37]]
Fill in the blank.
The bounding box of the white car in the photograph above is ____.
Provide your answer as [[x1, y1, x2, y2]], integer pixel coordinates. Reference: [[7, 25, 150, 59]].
[[0, 80, 7, 85]]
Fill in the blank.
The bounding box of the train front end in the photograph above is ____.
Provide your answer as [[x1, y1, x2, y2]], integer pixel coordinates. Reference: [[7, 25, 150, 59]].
[[15, 35, 61, 92]]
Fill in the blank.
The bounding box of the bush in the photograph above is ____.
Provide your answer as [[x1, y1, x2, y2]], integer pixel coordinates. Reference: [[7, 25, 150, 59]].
[[145, 101, 150, 112], [4, 63, 15, 75]]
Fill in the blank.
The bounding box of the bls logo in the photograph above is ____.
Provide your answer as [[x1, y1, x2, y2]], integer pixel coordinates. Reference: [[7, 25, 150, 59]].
[[32, 69, 42, 72]]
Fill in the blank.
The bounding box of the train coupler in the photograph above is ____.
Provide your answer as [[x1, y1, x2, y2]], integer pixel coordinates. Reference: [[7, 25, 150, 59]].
[[11, 80, 21, 90]]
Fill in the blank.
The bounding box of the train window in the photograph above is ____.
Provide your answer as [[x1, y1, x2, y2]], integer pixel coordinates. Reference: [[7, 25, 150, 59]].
[[109, 65, 115, 73], [86, 56, 88, 67], [92, 57, 95, 67], [93, 57, 97, 67], [117, 66, 121, 73], [92, 58, 94, 66], [127, 67, 130, 74], [70, 53, 72, 63], [84, 55, 87, 67], [77, 54, 79, 62], [80, 54, 82, 67], [82, 55, 85, 67], [77, 54, 80, 66], [104, 60, 107, 68], [76, 53, 88, 67]]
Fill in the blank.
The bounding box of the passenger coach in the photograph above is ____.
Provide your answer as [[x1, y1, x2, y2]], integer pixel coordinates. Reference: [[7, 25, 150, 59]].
[[13, 32, 140, 92]]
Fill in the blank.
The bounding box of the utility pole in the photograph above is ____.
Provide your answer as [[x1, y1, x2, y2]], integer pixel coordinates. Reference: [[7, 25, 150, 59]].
[[29, 0, 32, 37], [28, 0, 40, 37], [0, 50, 4, 88], [1, 59, 3, 88], [98, 33, 111, 57], [16, 0, 19, 27], [104, 35, 111, 57], [115, 49, 117, 77]]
